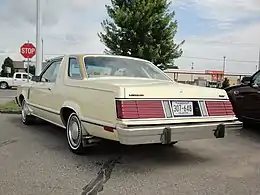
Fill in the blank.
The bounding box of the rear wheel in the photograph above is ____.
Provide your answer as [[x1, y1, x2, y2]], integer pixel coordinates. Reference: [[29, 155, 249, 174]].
[[21, 99, 36, 125], [0, 82, 8, 89], [66, 112, 85, 154], [155, 141, 178, 147], [165, 141, 178, 146]]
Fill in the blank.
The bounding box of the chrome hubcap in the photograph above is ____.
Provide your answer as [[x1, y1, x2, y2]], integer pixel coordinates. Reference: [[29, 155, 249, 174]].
[[21, 101, 28, 120], [0, 83, 7, 89], [68, 117, 81, 148]]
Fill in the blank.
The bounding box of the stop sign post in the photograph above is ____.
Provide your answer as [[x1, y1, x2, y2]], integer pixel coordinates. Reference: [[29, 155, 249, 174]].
[[20, 41, 36, 82]]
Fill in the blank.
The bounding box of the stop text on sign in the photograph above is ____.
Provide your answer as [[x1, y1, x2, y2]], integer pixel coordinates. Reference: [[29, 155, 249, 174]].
[[20, 43, 36, 59], [21, 47, 35, 54]]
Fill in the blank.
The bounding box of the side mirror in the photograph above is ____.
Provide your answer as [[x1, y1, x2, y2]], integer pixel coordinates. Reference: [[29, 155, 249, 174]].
[[241, 76, 251, 84], [31, 76, 41, 82]]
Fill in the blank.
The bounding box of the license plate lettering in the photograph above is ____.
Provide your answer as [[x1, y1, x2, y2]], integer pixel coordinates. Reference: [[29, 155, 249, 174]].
[[172, 101, 193, 116]]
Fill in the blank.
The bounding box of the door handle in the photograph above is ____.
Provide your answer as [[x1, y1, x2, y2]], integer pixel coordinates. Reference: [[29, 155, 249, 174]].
[[48, 88, 51, 91]]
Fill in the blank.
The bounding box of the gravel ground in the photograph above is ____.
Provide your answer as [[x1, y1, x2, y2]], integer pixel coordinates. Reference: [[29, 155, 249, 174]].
[[1, 114, 260, 195]]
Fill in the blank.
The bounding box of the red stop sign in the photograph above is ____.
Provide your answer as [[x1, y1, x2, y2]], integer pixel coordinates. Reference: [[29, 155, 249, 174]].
[[20, 43, 36, 59]]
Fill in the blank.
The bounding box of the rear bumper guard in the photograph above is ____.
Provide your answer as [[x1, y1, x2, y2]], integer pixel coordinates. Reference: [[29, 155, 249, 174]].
[[116, 120, 243, 145]]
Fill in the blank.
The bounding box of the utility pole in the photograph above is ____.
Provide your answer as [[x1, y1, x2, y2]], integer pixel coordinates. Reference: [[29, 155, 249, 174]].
[[218, 56, 226, 88], [258, 46, 260, 70], [42, 38, 44, 63], [222, 56, 226, 75], [35, 0, 42, 75], [27, 40, 30, 83], [191, 62, 194, 83], [222, 56, 226, 83]]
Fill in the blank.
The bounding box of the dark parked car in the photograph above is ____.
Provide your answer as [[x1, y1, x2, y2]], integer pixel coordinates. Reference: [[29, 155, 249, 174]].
[[225, 71, 260, 125]]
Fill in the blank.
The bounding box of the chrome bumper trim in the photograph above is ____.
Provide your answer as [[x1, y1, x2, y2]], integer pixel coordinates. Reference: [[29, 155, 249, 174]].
[[116, 120, 243, 145]]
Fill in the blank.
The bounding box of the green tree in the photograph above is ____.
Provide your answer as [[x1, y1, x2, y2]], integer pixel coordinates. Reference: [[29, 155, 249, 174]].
[[1, 57, 15, 77], [25, 65, 36, 75], [99, 0, 184, 70], [222, 78, 230, 89]]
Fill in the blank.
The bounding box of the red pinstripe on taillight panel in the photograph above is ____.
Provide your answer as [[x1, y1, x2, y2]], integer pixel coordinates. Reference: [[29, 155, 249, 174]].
[[205, 101, 234, 116], [116, 100, 165, 119]]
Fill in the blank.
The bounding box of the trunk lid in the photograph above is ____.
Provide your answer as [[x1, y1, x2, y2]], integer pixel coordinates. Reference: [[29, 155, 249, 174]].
[[88, 77, 228, 99]]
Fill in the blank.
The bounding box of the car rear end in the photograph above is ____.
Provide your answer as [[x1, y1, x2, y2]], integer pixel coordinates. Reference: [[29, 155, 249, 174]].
[[115, 98, 242, 145]]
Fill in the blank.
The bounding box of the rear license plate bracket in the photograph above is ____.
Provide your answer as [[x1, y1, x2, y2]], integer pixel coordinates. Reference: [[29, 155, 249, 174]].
[[172, 101, 193, 116]]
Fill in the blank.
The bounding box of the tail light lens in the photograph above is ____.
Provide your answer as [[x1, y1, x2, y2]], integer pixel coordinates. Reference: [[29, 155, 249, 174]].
[[116, 100, 165, 119], [205, 101, 234, 116]]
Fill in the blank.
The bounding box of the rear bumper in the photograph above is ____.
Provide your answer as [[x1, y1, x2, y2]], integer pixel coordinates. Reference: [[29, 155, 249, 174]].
[[116, 120, 243, 145]]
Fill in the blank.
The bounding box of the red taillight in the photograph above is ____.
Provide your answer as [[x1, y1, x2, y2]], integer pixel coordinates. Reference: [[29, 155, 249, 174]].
[[116, 100, 165, 119], [205, 101, 234, 116]]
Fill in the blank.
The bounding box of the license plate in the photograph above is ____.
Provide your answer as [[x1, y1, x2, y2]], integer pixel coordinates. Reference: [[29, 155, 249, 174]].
[[172, 101, 193, 116]]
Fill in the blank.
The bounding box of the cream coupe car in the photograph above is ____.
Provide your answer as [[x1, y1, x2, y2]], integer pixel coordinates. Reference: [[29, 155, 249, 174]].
[[15, 54, 242, 154]]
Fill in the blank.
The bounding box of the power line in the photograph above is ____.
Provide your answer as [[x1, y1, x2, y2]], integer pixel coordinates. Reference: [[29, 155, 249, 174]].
[[187, 40, 260, 47], [0, 52, 258, 64], [180, 56, 259, 64], [42, 54, 260, 64], [258, 47, 260, 70]]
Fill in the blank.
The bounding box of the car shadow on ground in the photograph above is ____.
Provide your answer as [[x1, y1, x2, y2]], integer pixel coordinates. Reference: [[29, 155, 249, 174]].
[[8, 116, 211, 168], [237, 124, 260, 143]]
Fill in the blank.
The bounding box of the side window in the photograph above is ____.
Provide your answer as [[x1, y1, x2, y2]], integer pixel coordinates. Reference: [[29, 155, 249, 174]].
[[68, 58, 82, 79], [41, 60, 62, 83], [23, 74, 28, 79], [15, 74, 21, 79], [252, 72, 260, 85]]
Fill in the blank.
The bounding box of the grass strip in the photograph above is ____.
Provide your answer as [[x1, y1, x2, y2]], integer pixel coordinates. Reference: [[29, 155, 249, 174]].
[[0, 100, 21, 114]]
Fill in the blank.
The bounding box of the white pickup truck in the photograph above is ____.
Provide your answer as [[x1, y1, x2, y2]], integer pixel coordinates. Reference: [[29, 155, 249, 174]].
[[0, 72, 32, 89]]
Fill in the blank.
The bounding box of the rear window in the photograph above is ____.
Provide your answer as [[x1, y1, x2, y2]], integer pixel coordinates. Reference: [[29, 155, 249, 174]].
[[84, 56, 171, 81], [23, 74, 28, 79], [15, 74, 21, 78]]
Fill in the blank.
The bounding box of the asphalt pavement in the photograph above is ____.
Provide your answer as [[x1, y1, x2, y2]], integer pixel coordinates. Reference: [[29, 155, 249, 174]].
[[0, 89, 16, 104], [1, 114, 260, 195]]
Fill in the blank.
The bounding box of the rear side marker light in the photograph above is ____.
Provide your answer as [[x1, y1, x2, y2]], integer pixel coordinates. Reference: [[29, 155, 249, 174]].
[[104, 126, 114, 132]]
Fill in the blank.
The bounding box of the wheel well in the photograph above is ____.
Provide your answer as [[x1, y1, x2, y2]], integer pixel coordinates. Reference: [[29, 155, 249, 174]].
[[0, 81, 9, 86], [60, 107, 76, 126], [19, 95, 25, 105]]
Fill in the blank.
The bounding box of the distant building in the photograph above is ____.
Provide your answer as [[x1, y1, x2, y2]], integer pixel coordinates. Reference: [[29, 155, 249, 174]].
[[12, 60, 48, 72], [164, 69, 251, 86], [13, 61, 26, 72], [27, 61, 48, 70]]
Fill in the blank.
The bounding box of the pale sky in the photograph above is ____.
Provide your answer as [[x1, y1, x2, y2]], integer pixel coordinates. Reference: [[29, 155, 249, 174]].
[[0, 0, 259, 74]]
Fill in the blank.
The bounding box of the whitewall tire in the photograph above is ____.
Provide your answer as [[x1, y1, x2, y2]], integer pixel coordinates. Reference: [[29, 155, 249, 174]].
[[0, 82, 8, 89], [66, 113, 85, 154], [21, 99, 35, 125]]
